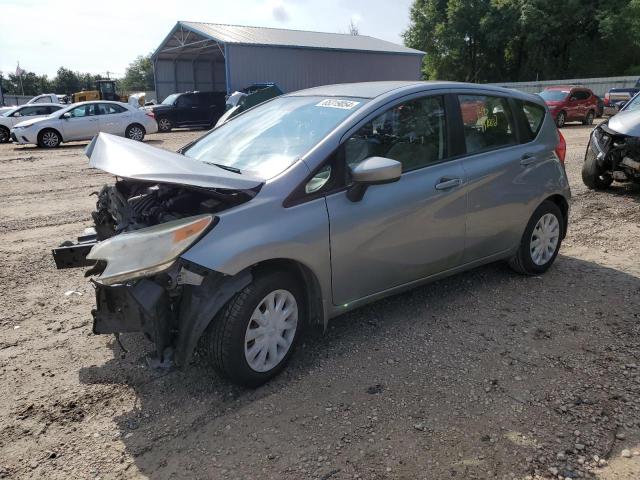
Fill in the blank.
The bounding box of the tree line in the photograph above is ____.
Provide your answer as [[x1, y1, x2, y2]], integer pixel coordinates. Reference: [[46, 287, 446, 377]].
[[1, 55, 154, 97], [403, 0, 640, 83]]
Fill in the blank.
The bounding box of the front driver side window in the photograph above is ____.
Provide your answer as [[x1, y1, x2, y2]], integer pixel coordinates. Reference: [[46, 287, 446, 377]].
[[344, 96, 447, 173]]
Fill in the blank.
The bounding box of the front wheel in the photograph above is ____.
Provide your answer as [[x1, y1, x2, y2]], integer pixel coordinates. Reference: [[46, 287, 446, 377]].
[[556, 111, 566, 128], [125, 123, 145, 141], [201, 271, 304, 387], [0, 126, 9, 143], [157, 117, 172, 132], [582, 149, 613, 189], [38, 129, 61, 148], [509, 201, 563, 275]]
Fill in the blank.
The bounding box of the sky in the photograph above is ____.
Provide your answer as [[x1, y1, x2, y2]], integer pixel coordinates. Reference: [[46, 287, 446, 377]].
[[0, 0, 414, 78]]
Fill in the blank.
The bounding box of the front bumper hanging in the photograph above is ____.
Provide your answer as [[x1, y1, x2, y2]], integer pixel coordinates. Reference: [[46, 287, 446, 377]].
[[52, 230, 97, 269]]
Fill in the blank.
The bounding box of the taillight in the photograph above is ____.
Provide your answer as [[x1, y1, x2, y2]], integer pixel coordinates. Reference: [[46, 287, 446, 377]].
[[555, 130, 566, 164], [604, 93, 610, 106]]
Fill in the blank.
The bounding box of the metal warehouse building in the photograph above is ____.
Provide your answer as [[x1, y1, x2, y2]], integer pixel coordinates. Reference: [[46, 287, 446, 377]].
[[152, 21, 425, 101]]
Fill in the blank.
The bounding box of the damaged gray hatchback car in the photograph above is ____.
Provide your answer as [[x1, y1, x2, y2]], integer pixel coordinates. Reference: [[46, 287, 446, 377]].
[[54, 81, 570, 387]]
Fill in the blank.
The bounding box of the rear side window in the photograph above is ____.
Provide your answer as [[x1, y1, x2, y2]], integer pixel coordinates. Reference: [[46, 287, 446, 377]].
[[458, 95, 516, 154], [514, 100, 545, 142], [177, 95, 195, 107]]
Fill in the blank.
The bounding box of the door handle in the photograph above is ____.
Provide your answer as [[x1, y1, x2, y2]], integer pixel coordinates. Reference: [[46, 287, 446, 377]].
[[435, 177, 462, 190], [520, 154, 538, 167]]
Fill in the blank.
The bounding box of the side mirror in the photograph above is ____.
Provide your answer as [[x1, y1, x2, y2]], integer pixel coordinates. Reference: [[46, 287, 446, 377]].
[[347, 156, 402, 202], [61, 112, 71, 119], [13, 112, 21, 117]]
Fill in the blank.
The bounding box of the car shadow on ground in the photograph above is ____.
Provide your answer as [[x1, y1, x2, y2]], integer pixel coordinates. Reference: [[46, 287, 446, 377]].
[[77, 254, 640, 477]]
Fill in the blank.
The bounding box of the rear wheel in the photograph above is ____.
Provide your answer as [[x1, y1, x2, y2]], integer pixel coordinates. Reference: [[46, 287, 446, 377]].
[[556, 111, 566, 128], [0, 126, 9, 143], [157, 117, 172, 132], [582, 149, 613, 189], [583, 110, 595, 125], [201, 271, 304, 387], [37, 129, 61, 148], [509, 201, 563, 275], [125, 123, 145, 141]]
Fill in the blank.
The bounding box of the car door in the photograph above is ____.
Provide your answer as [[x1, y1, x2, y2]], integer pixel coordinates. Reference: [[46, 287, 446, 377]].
[[325, 94, 467, 305], [175, 94, 200, 126], [97, 103, 130, 135], [458, 93, 548, 263], [61, 104, 100, 140]]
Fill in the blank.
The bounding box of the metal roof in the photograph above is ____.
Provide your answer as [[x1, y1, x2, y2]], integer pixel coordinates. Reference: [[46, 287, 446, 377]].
[[177, 21, 424, 56]]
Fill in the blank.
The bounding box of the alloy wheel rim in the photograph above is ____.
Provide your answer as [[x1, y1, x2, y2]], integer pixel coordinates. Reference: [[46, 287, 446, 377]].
[[530, 213, 560, 266], [129, 127, 143, 140], [244, 289, 298, 373], [558, 113, 565, 127], [43, 131, 58, 147], [159, 119, 170, 130]]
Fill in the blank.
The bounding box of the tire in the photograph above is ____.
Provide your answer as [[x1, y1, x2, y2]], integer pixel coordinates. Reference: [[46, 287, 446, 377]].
[[556, 111, 566, 128], [0, 126, 9, 143], [582, 148, 613, 189], [201, 270, 305, 387], [157, 117, 172, 132], [583, 110, 595, 125], [37, 129, 61, 148], [125, 123, 145, 141], [509, 200, 563, 275]]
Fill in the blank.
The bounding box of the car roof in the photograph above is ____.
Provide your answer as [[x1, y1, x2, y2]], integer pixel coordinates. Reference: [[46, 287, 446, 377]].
[[18, 103, 63, 107], [287, 81, 532, 100]]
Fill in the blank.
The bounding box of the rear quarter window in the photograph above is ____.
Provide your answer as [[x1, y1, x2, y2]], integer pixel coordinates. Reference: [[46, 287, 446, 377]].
[[515, 100, 545, 143]]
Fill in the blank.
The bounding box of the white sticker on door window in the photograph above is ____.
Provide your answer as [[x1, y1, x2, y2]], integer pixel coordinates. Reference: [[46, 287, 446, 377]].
[[315, 99, 360, 110]]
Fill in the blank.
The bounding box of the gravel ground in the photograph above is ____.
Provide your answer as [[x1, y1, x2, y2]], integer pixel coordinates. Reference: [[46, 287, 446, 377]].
[[1, 121, 639, 480]]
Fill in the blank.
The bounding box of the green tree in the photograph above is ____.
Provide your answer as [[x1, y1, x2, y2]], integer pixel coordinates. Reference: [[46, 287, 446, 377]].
[[403, 0, 640, 82], [53, 67, 82, 95], [120, 55, 154, 92]]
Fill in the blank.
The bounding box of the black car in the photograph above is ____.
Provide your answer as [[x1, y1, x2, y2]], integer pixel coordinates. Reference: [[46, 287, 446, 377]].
[[147, 91, 226, 132]]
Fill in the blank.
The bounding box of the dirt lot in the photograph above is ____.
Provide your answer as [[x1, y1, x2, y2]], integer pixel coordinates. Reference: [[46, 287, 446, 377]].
[[1, 121, 640, 480]]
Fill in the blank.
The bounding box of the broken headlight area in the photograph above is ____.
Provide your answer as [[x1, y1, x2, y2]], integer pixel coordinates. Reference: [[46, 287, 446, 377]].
[[589, 124, 640, 182], [52, 178, 256, 270]]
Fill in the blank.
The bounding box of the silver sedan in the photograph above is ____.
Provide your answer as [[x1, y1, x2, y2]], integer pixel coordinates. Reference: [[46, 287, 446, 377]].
[[55, 81, 570, 386]]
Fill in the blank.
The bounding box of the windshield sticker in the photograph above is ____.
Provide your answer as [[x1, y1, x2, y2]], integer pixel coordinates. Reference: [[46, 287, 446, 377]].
[[316, 99, 360, 110]]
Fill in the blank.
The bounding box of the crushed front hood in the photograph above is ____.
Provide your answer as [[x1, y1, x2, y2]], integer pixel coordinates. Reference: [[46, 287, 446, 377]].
[[607, 109, 640, 137], [86, 133, 263, 190]]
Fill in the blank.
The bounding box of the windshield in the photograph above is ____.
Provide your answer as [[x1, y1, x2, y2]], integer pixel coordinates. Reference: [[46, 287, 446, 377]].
[[539, 90, 569, 102], [2, 108, 19, 117], [622, 93, 640, 112], [162, 94, 180, 106], [183, 95, 366, 178]]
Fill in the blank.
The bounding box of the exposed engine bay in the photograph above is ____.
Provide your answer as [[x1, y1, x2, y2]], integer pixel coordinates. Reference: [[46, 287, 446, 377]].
[[91, 179, 255, 240]]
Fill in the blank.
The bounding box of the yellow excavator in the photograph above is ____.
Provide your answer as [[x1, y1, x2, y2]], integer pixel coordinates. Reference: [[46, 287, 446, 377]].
[[72, 80, 128, 103]]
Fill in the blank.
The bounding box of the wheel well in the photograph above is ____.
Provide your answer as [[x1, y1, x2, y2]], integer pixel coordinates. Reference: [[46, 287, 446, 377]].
[[252, 259, 325, 329], [38, 127, 63, 142], [545, 194, 569, 238]]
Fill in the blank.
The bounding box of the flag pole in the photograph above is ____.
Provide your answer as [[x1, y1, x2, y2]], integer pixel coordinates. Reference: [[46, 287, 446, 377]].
[[16, 62, 24, 96]]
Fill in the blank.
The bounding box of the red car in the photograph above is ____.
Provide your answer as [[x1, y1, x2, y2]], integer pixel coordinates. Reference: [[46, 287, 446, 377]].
[[538, 86, 598, 127]]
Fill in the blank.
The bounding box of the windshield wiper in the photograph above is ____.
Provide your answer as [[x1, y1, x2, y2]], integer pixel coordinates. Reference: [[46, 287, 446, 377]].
[[202, 161, 242, 174]]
